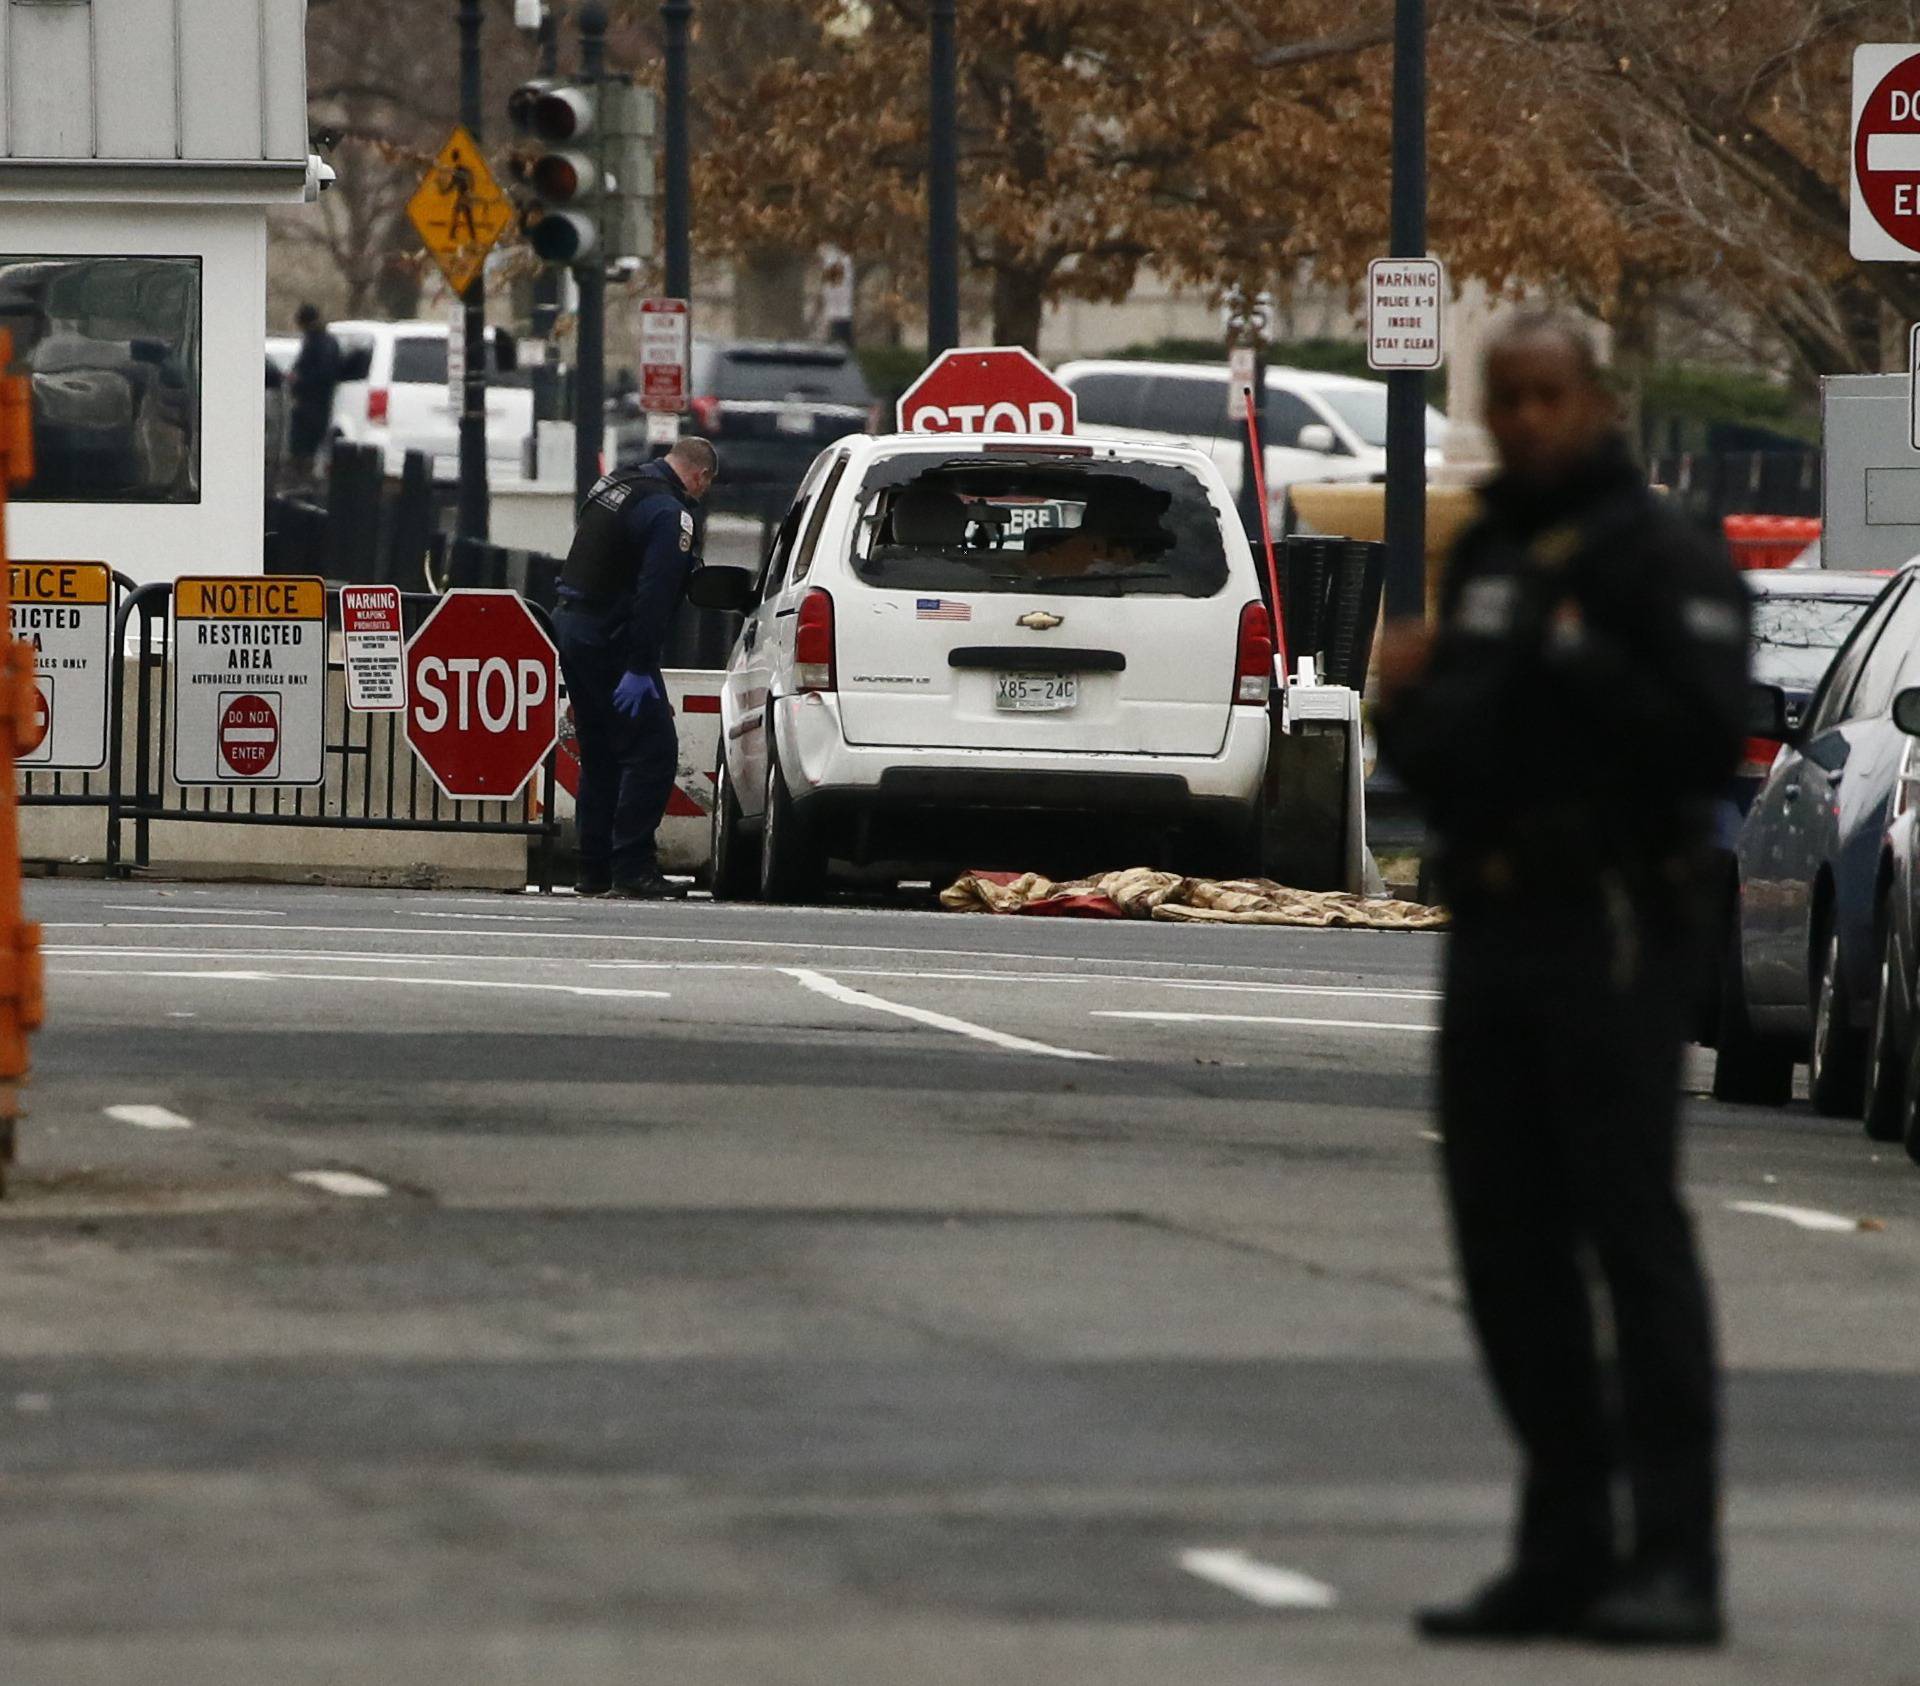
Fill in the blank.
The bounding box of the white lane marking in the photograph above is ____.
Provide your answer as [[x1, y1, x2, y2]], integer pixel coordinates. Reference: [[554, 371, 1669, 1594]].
[[1179, 1549, 1337, 1609], [57, 968, 670, 1001], [1095, 1010, 1434, 1034], [1728, 1200, 1866, 1234], [292, 1170, 390, 1199], [413, 911, 574, 923], [102, 905, 287, 918], [104, 1104, 192, 1131], [40, 922, 1439, 980], [786, 967, 1110, 1061]]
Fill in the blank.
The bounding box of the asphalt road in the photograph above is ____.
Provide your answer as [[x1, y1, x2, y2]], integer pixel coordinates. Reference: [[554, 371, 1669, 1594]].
[[5, 879, 1917, 1685]]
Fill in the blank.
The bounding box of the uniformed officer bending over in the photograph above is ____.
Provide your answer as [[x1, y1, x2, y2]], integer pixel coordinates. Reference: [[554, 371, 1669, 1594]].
[[555, 437, 719, 899], [1378, 315, 1748, 1648]]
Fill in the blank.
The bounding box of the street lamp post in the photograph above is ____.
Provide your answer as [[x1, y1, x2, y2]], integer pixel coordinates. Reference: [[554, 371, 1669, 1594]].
[[927, 0, 960, 355], [662, 0, 693, 304], [457, 0, 491, 540], [1382, 0, 1428, 620], [529, 2, 563, 431], [574, 0, 608, 505]]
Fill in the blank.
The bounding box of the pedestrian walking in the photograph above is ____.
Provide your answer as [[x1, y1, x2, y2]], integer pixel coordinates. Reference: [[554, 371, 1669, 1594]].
[[286, 303, 343, 487], [554, 437, 719, 900], [1377, 314, 1749, 1648]]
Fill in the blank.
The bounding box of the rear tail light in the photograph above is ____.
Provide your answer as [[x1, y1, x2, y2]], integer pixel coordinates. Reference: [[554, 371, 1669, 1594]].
[[1235, 600, 1274, 705], [690, 395, 724, 432], [1739, 736, 1782, 781], [367, 387, 389, 423], [795, 588, 836, 692]]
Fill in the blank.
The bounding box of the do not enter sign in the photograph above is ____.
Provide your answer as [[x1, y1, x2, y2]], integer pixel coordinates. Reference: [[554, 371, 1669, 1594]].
[[219, 694, 280, 778], [1852, 45, 1920, 259], [404, 590, 559, 802]]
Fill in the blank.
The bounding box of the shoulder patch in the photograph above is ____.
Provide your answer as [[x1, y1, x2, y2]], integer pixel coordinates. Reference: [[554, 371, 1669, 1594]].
[[678, 510, 695, 552], [1681, 596, 1744, 645]]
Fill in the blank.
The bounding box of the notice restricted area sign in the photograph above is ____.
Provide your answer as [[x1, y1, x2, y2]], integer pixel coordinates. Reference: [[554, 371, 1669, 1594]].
[[11, 560, 111, 770], [171, 576, 327, 787], [341, 584, 406, 712]]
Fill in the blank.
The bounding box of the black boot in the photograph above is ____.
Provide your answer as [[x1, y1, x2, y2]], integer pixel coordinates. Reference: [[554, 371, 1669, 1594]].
[[608, 870, 687, 901], [1580, 1563, 1724, 1648], [1417, 1563, 1605, 1642]]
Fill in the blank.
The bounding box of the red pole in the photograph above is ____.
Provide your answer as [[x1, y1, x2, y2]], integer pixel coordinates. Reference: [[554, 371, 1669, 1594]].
[[0, 332, 46, 1197], [1242, 388, 1290, 675]]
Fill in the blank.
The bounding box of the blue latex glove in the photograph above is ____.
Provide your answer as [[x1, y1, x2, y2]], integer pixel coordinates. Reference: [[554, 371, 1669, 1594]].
[[612, 671, 661, 718]]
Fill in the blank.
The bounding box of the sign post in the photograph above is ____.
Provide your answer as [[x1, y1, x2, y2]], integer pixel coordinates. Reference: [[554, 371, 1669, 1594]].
[[341, 584, 406, 713], [171, 577, 327, 787], [10, 561, 111, 770], [896, 347, 1077, 435], [404, 590, 559, 802]]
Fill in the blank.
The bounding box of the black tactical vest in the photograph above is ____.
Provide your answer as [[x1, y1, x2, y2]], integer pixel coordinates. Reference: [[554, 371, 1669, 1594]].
[[560, 463, 685, 600]]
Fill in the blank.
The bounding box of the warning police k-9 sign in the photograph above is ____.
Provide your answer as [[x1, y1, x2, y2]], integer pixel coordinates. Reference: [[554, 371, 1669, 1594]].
[[1852, 45, 1920, 260], [171, 576, 328, 787]]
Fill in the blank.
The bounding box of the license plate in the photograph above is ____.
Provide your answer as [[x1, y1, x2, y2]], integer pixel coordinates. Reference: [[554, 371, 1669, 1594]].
[[776, 405, 814, 436], [994, 672, 1078, 712]]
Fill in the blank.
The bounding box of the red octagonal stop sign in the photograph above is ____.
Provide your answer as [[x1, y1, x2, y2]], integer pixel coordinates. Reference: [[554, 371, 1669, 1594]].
[[405, 590, 559, 802], [896, 346, 1076, 436]]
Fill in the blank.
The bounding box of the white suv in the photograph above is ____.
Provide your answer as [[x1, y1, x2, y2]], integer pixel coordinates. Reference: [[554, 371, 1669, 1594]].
[[328, 319, 533, 481], [696, 432, 1275, 902], [1052, 359, 1447, 515]]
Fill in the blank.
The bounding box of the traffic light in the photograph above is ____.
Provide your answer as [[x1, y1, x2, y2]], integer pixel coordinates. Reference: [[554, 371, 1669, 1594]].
[[509, 78, 602, 265], [509, 77, 656, 270]]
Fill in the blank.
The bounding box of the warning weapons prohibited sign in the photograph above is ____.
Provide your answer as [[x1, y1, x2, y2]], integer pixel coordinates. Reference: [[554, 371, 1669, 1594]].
[[171, 576, 327, 787], [11, 560, 111, 770]]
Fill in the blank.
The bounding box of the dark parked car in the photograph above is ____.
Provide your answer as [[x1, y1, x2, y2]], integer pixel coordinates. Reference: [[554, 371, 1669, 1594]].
[[617, 341, 876, 515], [1715, 562, 1920, 1107]]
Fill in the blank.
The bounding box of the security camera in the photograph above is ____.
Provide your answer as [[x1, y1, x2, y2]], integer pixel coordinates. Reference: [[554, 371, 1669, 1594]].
[[304, 155, 338, 202]]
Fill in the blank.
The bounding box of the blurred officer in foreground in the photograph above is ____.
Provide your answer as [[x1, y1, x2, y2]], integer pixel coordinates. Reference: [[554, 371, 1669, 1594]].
[[554, 437, 718, 899], [1377, 315, 1747, 1647]]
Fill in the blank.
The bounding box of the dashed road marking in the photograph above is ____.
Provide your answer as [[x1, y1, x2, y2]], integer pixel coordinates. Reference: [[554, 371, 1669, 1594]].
[[1728, 1200, 1868, 1234], [1178, 1548, 1337, 1609], [292, 1170, 390, 1199], [786, 968, 1110, 1061], [1094, 1010, 1434, 1034], [104, 1104, 192, 1131]]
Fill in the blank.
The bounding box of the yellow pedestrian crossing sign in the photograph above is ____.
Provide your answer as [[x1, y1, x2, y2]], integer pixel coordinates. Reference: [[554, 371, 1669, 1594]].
[[408, 126, 515, 296]]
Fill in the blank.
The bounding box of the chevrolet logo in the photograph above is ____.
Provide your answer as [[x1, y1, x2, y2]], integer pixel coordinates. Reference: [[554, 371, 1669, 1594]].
[[1016, 611, 1064, 631]]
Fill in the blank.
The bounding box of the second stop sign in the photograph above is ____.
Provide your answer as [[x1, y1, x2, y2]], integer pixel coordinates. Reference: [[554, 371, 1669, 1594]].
[[404, 590, 560, 802]]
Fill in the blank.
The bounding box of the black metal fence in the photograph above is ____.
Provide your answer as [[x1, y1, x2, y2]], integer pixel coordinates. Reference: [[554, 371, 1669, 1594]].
[[18, 582, 561, 887], [1646, 449, 1821, 529]]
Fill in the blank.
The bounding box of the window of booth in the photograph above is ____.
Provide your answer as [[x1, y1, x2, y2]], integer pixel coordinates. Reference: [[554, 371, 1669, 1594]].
[[0, 254, 203, 504]]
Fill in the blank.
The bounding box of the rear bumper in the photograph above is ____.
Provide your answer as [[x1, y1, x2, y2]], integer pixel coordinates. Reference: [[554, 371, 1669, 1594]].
[[772, 693, 1268, 815]]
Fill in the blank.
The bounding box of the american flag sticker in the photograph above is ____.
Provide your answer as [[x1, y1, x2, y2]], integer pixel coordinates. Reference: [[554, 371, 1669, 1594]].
[[916, 598, 972, 622]]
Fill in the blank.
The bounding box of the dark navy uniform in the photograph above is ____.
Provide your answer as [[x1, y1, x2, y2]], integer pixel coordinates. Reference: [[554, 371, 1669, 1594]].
[[1379, 440, 1748, 1609], [554, 458, 700, 890]]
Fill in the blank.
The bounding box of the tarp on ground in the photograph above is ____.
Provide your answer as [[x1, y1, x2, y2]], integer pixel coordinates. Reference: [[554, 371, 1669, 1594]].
[[939, 868, 1448, 930]]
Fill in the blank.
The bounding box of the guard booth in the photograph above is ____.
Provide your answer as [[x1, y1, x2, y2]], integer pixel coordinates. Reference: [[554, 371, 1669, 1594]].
[[0, 0, 314, 585]]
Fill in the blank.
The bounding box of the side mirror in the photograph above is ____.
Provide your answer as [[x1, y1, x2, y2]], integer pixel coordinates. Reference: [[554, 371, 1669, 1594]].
[[1296, 422, 1338, 455], [1747, 682, 1793, 741], [1895, 685, 1920, 737], [686, 564, 756, 614]]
